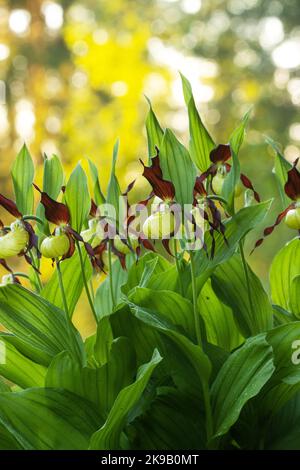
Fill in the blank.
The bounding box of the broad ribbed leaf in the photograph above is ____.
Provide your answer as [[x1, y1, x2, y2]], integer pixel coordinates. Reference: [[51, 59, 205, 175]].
[[107, 140, 123, 224], [11, 144, 34, 215], [46, 337, 135, 419], [270, 238, 300, 316], [0, 335, 46, 388], [160, 128, 196, 206], [181, 73, 214, 172], [43, 154, 64, 198], [90, 349, 162, 450], [88, 159, 105, 206], [65, 163, 91, 232], [42, 250, 92, 317], [145, 98, 164, 159], [129, 287, 195, 340], [211, 335, 274, 437], [0, 284, 84, 366], [0, 388, 101, 450], [212, 254, 273, 337], [198, 279, 243, 351], [266, 393, 300, 449], [95, 259, 128, 319]]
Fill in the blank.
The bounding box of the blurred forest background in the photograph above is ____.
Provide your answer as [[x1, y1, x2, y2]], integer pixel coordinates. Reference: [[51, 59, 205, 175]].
[[0, 0, 300, 332]]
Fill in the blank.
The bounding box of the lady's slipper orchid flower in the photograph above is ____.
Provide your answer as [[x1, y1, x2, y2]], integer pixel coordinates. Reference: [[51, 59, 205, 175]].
[[253, 158, 300, 251], [34, 184, 96, 264], [201, 144, 260, 202], [0, 193, 39, 269]]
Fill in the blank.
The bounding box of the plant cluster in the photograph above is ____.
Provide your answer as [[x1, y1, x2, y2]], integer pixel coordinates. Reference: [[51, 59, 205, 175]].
[[0, 75, 300, 450]]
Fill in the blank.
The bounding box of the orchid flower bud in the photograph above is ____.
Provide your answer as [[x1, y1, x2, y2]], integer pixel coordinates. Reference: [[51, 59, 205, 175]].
[[285, 206, 300, 230], [0, 274, 14, 286], [143, 209, 175, 239], [213, 171, 243, 197], [81, 219, 106, 248], [40, 229, 70, 259], [0, 221, 29, 259]]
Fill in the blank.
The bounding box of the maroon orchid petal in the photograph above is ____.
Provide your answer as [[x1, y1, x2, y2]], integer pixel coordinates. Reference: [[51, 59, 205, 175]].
[[23, 221, 40, 256], [60, 232, 75, 262], [90, 199, 98, 218], [210, 144, 231, 164], [194, 177, 207, 198], [162, 238, 174, 257], [240, 174, 261, 202], [251, 203, 295, 254], [0, 259, 13, 273], [284, 158, 300, 201], [140, 237, 155, 252], [111, 243, 126, 270], [140, 154, 175, 202], [123, 179, 136, 197], [0, 194, 22, 218], [33, 184, 70, 225]]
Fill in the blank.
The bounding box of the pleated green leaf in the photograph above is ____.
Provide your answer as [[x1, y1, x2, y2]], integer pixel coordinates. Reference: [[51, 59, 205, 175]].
[[88, 159, 105, 206], [42, 250, 92, 317], [90, 349, 162, 450], [11, 144, 34, 215], [65, 163, 91, 232], [270, 238, 300, 316], [266, 393, 300, 450], [211, 335, 274, 437], [0, 284, 85, 366], [0, 388, 101, 450], [160, 128, 196, 206], [0, 335, 46, 388], [266, 136, 292, 208], [95, 259, 128, 319], [145, 98, 164, 159], [198, 279, 244, 351], [181, 73, 214, 172], [212, 254, 273, 337]]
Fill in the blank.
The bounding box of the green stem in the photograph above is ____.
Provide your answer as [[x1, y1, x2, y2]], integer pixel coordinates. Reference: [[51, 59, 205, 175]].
[[76, 241, 98, 323], [13, 272, 31, 279], [189, 250, 202, 347], [90, 279, 95, 303], [173, 238, 184, 296], [29, 250, 43, 293], [56, 259, 69, 317], [108, 239, 115, 309], [239, 240, 254, 315]]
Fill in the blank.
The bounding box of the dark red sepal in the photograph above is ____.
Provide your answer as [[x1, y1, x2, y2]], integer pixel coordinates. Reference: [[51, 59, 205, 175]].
[[240, 174, 261, 202], [251, 203, 295, 254], [90, 199, 98, 218], [284, 159, 300, 201], [140, 152, 175, 202], [33, 184, 70, 224], [210, 144, 231, 164], [24, 254, 41, 274], [0, 194, 22, 218], [0, 259, 13, 273]]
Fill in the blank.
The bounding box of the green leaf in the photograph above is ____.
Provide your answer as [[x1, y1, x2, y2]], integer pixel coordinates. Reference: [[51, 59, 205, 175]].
[[180, 73, 214, 172], [145, 97, 164, 160], [89, 349, 162, 450], [211, 335, 274, 437], [0, 284, 85, 366], [128, 287, 196, 340], [229, 109, 251, 156], [0, 388, 101, 449], [290, 275, 300, 317], [88, 159, 105, 206], [160, 128, 196, 206], [266, 136, 292, 209], [42, 250, 92, 317], [95, 259, 128, 319], [107, 140, 123, 224], [198, 279, 244, 351], [43, 154, 64, 198], [0, 334, 46, 388], [266, 393, 300, 449], [11, 144, 34, 215], [65, 163, 91, 232], [130, 305, 212, 385], [194, 200, 272, 287], [270, 238, 300, 316], [46, 337, 136, 419], [211, 254, 273, 337]]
